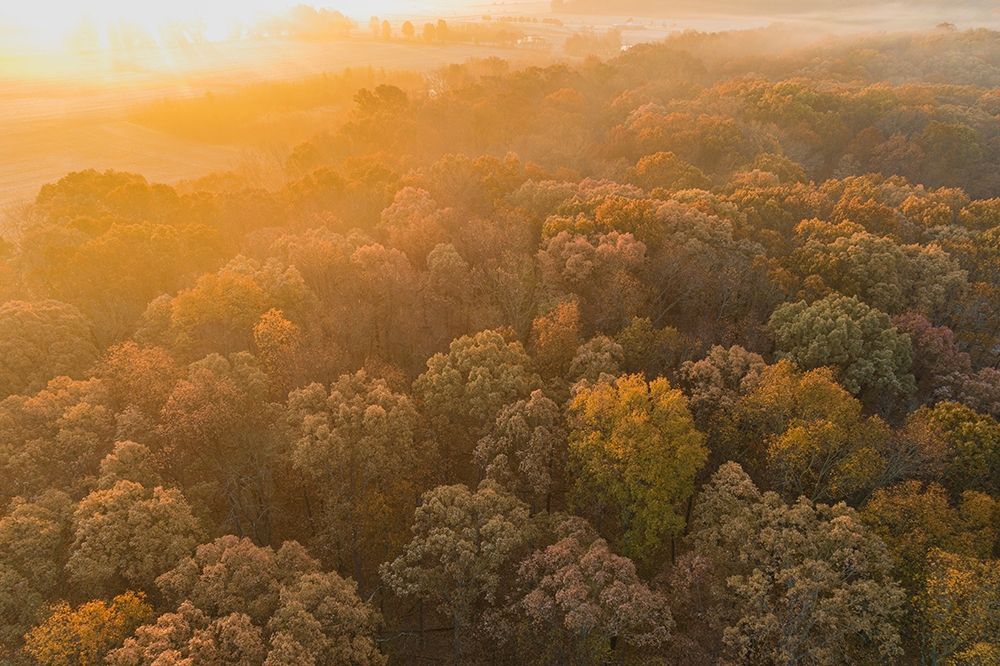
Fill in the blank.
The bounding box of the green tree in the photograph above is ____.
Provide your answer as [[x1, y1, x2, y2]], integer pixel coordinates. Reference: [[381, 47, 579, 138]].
[[568, 335, 624, 384], [768, 293, 915, 405], [791, 222, 966, 316], [413, 330, 538, 480], [614, 316, 693, 378]]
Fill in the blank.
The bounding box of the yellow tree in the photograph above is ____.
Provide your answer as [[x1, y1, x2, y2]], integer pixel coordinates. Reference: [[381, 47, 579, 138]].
[[863, 480, 997, 656], [567, 374, 707, 563], [23, 592, 152, 666], [863, 481, 996, 597], [922, 549, 1000, 664], [721, 361, 892, 502], [910, 401, 1000, 495]]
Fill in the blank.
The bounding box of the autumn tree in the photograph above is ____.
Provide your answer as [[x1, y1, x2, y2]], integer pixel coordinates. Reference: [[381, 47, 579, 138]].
[[768, 293, 915, 405], [253, 308, 303, 394], [285, 370, 434, 590], [720, 361, 893, 501], [381, 483, 533, 661], [156, 353, 280, 542], [677, 345, 767, 426], [66, 479, 203, 596], [108, 536, 385, 666], [110, 536, 385, 665], [921, 549, 1000, 665], [23, 592, 152, 666], [0, 377, 115, 502], [0, 490, 72, 649], [537, 231, 647, 334], [348, 243, 421, 364], [568, 335, 624, 384], [90, 341, 180, 423], [0, 300, 98, 398], [97, 440, 163, 489], [528, 300, 581, 379], [567, 374, 707, 563], [956, 367, 1000, 419], [645, 202, 776, 338], [909, 401, 1000, 495], [512, 516, 673, 664], [20, 219, 222, 344], [687, 462, 905, 665], [377, 186, 450, 265], [892, 312, 971, 402], [138, 256, 311, 360], [629, 151, 711, 192], [474, 389, 567, 512], [413, 330, 538, 480], [424, 242, 476, 345], [862, 481, 996, 613]]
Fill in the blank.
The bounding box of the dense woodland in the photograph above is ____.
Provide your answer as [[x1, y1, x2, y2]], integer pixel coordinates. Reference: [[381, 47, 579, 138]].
[[1, 25, 1000, 665]]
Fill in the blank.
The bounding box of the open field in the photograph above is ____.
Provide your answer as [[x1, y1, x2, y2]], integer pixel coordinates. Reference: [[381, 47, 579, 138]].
[[0, 37, 559, 208]]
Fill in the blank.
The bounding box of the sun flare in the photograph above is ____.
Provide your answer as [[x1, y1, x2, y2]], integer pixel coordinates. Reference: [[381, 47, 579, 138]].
[[0, 0, 387, 53]]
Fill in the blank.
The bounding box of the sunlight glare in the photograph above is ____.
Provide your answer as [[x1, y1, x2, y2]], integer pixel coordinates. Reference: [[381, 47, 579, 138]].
[[0, 0, 384, 53]]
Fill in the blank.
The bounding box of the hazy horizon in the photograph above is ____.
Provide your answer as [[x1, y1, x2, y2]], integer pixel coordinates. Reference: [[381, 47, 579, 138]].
[[4, 0, 999, 59]]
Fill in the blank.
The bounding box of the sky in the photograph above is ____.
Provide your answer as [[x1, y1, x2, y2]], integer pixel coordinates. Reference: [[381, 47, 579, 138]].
[[558, 0, 1000, 24]]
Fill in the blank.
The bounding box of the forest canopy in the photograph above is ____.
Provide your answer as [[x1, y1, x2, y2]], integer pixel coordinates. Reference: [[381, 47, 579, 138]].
[[1, 22, 999, 666]]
